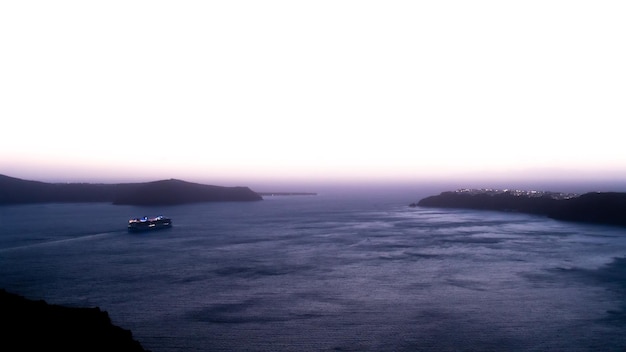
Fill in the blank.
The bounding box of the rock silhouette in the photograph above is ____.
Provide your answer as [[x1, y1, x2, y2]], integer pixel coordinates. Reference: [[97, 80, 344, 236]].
[[417, 189, 626, 227], [0, 289, 149, 352], [0, 174, 262, 205]]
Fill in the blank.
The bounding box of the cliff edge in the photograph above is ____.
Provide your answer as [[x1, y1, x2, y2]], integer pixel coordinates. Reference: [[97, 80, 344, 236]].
[[0, 289, 149, 352]]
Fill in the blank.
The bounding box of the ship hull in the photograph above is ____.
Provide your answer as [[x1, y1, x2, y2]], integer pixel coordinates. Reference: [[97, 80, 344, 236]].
[[128, 216, 172, 232]]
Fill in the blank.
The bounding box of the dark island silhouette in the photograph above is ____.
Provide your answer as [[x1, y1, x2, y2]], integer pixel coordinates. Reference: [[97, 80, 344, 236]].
[[0, 289, 149, 351], [0, 174, 262, 205], [416, 189, 626, 227]]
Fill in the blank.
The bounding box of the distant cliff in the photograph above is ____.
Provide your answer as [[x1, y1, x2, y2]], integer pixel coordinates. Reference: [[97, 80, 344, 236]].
[[112, 179, 262, 205], [0, 174, 262, 205], [416, 189, 626, 227], [0, 289, 148, 352]]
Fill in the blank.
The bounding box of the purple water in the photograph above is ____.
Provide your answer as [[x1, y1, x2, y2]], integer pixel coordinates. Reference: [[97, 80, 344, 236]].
[[1, 191, 626, 351]]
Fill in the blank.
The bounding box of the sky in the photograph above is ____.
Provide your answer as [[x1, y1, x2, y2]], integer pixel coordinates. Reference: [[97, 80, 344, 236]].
[[2, 1, 625, 191]]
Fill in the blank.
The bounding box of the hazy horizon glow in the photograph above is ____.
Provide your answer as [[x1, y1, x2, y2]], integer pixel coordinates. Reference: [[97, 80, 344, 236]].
[[2, 1, 625, 190]]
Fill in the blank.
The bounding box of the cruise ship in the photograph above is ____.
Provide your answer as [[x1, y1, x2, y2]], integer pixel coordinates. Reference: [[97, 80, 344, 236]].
[[128, 216, 172, 232]]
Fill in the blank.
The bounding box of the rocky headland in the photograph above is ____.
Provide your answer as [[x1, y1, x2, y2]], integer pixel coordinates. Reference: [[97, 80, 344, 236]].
[[416, 189, 626, 227], [0, 289, 149, 351], [0, 174, 262, 205]]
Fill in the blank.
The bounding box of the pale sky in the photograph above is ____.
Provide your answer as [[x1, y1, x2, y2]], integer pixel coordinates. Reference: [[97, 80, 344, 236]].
[[2, 1, 625, 188]]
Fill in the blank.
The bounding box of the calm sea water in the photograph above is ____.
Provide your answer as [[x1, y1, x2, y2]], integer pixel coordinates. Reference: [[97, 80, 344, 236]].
[[1, 190, 626, 351]]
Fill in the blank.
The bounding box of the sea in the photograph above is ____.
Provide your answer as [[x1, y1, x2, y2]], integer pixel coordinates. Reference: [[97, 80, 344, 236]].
[[1, 188, 626, 352]]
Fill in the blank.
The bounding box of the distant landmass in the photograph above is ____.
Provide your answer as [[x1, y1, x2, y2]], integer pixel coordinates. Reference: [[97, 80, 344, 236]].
[[256, 192, 318, 196], [0, 174, 262, 205], [415, 189, 626, 227], [0, 289, 148, 351]]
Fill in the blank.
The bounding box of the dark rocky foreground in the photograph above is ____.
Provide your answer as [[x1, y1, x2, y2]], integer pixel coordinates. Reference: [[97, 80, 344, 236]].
[[0, 289, 149, 351], [0, 174, 262, 205], [416, 189, 626, 227]]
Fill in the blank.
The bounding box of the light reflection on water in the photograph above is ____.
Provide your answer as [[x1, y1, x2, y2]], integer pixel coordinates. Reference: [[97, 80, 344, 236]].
[[1, 194, 626, 351]]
